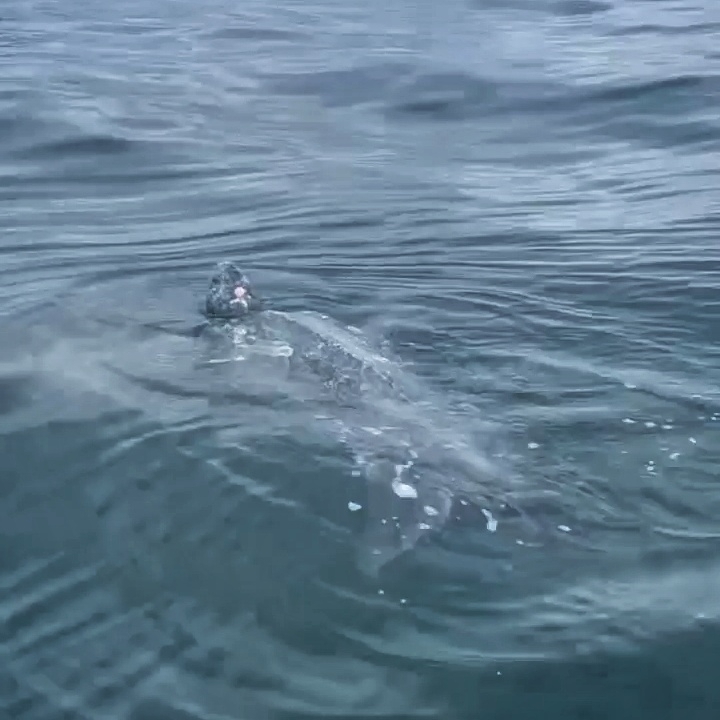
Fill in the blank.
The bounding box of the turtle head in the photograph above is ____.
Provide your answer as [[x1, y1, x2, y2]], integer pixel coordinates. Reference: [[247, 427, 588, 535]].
[[204, 261, 262, 320]]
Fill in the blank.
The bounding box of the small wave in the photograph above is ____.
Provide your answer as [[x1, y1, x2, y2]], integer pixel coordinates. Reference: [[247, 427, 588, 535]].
[[207, 25, 305, 42], [263, 61, 413, 108], [586, 74, 718, 106], [553, 0, 611, 15], [608, 22, 720, 38], [15, 132, 134, 159]]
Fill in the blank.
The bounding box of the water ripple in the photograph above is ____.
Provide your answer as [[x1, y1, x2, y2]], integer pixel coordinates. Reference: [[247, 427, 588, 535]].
[[1, 0, 720, 716]]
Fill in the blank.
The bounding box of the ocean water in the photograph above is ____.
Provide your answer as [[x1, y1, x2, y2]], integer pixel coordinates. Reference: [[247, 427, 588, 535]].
[[1, 0, 719, 717]]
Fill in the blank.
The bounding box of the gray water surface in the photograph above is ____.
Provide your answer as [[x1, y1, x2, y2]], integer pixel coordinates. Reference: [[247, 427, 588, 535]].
[[1, 0, 720, 718]]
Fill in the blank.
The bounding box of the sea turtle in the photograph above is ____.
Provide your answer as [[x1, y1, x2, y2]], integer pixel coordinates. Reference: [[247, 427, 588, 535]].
[[200, 260, 529, 574]]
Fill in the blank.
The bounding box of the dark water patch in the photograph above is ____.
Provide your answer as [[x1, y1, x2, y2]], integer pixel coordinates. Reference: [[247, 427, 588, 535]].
[[0, 112, 61, 156], [207, 24, 306, 42], [469, 0, 551, 11], [669, 211, 720, 231], [554, 0, 612, 15], [129, 698, 209, 720], [0, 373, 35, 418], [512, 74, 720, 138], [586, 73, 719, 108], [13, 132, 135, 159], [586, 116, 719, 149], [0, 161, 263, 199], [608, 21, 720, 37], [263, 61, 414, 108], [418, 621, 720, 719], [77, 18, 180, 36], [647, 118, 719, 148], [386, 72, 563, 123]]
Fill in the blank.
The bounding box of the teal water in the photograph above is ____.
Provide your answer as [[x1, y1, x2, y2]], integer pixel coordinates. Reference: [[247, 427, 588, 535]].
[[1, 0, 720, 717]]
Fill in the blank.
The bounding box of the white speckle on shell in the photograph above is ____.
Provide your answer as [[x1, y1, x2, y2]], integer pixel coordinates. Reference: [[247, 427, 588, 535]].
[[481, 509, 498, 532], [392, 480, 418, 499]]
